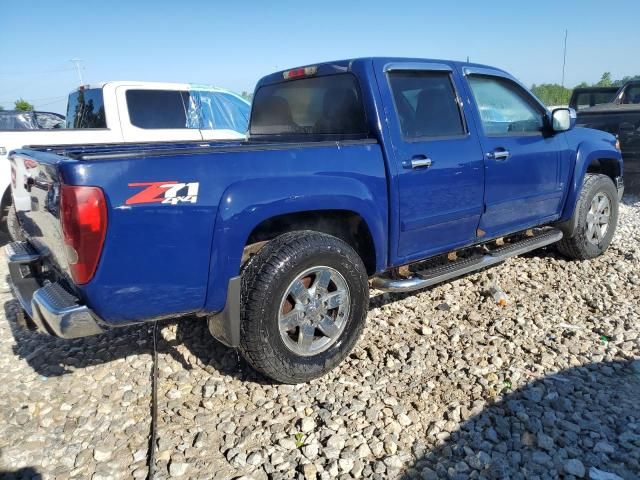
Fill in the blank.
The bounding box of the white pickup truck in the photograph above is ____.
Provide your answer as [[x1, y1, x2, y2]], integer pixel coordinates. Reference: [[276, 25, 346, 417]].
[[1, 81, 250, 238]]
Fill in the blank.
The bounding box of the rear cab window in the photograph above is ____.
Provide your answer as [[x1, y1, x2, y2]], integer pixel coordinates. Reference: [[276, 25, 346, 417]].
[[574, 91, 617, 110], [250, 73, 369, 140], [66, 88, 107, 128]]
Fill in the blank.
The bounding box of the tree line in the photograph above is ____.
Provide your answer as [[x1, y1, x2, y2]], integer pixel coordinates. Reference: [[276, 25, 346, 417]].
[[0, 98, 35, 112], [531, 73, 640, 106]]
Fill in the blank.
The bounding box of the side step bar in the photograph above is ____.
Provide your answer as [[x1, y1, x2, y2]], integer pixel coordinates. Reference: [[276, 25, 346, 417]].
[[371, 228, 563, 293]]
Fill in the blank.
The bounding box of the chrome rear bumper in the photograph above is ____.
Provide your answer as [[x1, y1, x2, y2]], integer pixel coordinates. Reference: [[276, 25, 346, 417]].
[[5, 241, 105, 338]]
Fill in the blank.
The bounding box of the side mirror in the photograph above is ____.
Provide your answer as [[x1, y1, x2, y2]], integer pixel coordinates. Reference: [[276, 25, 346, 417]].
[[551, 107, 576, 132]]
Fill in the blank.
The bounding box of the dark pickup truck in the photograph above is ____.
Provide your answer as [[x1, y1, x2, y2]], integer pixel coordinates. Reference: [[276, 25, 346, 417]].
[[7, 58, 623, 383], [577, 81, 640, 187]]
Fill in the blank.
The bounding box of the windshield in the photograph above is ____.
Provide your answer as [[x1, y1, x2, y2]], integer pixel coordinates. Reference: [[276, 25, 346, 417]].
[[250, 73, 368, 139], [35, 112, 65, 129]]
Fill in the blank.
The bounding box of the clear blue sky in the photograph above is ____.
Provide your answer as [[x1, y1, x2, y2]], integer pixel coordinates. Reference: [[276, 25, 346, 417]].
[[1, 0, 638, 113]]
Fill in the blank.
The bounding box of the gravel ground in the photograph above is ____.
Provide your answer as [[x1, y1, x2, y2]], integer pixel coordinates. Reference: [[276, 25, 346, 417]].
[[0, 194, 638, 480]]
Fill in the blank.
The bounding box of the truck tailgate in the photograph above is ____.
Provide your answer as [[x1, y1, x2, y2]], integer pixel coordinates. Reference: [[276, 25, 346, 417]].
[[11, 150, 74, 279]]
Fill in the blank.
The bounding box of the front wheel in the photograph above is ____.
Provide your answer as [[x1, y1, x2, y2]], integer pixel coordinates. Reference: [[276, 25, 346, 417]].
[[557, 174, 619, 260], [239, 231, 369, 383]]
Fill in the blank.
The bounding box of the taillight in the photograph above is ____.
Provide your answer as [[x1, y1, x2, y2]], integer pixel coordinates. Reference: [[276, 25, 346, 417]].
[[60, 185, 108, 284]]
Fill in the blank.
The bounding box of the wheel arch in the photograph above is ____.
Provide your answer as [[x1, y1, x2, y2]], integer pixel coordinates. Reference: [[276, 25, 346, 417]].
[[561, 141, 623, 224], [245, 209, 377, 276], [203, 175, 388, 314]]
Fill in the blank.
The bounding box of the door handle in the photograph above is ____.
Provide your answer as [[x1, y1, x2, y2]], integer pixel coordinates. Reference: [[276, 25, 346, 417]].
[[403, 156, 433, 169], [486, 149, 510, 160]]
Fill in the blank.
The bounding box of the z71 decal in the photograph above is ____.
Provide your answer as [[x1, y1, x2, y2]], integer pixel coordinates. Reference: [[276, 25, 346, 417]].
[[126, 181, 200, 205]]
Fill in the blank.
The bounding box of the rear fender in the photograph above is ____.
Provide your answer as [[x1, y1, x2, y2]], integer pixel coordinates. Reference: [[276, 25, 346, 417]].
[[204, 174, 387, 313]]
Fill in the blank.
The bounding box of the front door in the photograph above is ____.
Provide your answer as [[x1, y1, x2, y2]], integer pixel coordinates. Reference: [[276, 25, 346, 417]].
[[463, 69, 572, 237], [374, 61, 485, 264]]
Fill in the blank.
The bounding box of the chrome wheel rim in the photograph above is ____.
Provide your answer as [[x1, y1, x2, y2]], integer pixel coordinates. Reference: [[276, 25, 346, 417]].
[[586, 192, 611, 245], [277, 266, 350, 357]]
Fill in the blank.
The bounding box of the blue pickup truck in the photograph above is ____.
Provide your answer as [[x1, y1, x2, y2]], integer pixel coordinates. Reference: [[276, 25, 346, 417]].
[[7, 58, 623, 383]]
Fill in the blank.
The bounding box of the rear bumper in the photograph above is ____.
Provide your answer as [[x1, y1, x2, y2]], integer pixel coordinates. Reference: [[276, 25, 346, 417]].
[[6, 241, 105, 338]]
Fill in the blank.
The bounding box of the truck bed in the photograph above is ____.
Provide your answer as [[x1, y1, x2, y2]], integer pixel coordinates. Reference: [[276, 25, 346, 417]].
[[12, 138, 388, 326]]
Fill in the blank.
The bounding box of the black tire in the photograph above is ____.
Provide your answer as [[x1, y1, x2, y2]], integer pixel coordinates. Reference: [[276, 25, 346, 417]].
[[6, 204, 24, 242], [239, 231, 369, 383], [557, 174, 619, 260]]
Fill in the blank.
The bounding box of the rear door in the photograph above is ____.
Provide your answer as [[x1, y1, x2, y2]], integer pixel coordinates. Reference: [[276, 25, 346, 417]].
[[117, 86, 203, 142], [373, 60, 485, 263], [462, 67, 572, 238]]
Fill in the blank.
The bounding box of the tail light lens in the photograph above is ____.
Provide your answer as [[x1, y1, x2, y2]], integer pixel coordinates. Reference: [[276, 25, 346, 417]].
[[60, 185, 108, 284]]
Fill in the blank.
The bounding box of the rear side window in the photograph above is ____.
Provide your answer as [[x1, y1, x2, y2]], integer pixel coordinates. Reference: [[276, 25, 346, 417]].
[[388, 71, 465, 138], [126, 90, 190, 129], [250, 73, 368, 138], [66, 88, 106, 128]]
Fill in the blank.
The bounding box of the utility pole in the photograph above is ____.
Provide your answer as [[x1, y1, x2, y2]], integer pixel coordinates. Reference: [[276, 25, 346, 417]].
[[561, 29, 568, 87], [70, 58, 84, 85]]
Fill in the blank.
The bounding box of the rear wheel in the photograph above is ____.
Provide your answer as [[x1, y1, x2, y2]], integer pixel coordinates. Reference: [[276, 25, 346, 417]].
[[557, 174, 619, 260], [239, 231, 368, 383]]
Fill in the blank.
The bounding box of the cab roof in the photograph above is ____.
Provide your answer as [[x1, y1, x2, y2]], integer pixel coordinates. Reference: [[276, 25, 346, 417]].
[[256, 57, 508, 88]]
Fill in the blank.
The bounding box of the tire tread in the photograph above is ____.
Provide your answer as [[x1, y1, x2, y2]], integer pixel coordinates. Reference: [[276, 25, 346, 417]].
[[557, 173, 618, 260], [239, 231, 368, 383]]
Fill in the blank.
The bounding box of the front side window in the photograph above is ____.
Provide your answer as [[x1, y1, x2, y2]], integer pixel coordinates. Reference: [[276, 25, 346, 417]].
[[126, 90, 190, 129], [388, 71, 465, 139], [468, 76, 543, 136], [66, 88, 106, 128], [195, 91, 250, 133], [250, 73, 368, 138]]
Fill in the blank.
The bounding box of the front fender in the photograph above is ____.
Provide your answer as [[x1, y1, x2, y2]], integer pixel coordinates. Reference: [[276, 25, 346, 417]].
[[203, 173, 388, 313], [559, 137, 622, 233]]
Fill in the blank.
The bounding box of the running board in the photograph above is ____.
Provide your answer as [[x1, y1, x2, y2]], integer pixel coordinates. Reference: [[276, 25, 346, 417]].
[[371, 228, 563, 293]]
